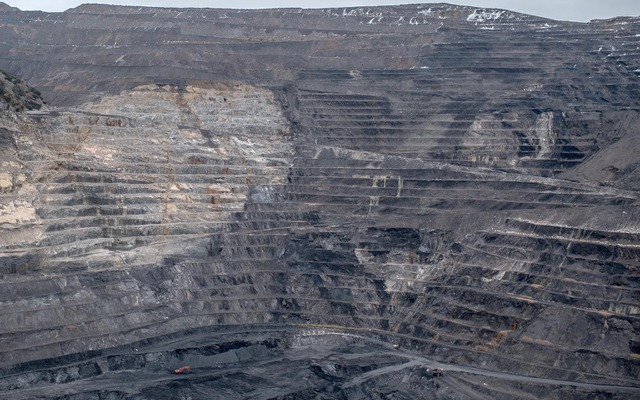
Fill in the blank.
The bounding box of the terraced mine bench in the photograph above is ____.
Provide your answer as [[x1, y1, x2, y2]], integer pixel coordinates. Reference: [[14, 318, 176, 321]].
[[0, 3, 639, 399]]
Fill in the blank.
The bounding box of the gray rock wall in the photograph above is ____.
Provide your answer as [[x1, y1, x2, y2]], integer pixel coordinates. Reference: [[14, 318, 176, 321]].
[[0, 3, 639, 399]]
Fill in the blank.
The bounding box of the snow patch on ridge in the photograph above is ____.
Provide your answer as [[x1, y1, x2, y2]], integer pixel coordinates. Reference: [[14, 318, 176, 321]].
[[467, 9, 508, 23], [417, 8, 435, 16]]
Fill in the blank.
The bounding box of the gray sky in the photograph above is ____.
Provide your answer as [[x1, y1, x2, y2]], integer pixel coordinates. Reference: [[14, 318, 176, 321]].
[[3, 1, 640, 22]]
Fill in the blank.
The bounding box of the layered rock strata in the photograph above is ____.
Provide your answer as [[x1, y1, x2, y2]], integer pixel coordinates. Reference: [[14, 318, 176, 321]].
[[0, 3, 639, 399]]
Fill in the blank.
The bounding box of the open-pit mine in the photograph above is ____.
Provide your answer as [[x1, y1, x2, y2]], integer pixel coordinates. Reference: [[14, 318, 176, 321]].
[[0, 2, 639, 399]]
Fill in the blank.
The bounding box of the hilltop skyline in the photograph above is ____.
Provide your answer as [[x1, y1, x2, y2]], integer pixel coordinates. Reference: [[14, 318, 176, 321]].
[[2, 1, 640, 22]]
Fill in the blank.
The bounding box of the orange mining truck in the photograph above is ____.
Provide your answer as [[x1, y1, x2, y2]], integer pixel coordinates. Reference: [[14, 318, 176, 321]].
[[174, 366, 193, 374]]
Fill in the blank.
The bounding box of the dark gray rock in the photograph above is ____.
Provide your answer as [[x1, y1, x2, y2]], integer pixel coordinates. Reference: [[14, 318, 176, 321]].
[[0, 3, 639, 399]]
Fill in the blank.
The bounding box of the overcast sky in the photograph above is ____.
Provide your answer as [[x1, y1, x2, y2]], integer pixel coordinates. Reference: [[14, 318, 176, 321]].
[[3, 1, 640, 22]]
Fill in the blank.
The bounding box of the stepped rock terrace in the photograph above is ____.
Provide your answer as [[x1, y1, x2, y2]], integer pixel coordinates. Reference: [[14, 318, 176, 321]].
[[0, 2, 639, 399]]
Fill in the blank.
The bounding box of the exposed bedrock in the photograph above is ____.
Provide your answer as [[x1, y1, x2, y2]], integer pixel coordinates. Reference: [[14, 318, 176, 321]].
[[0, 3, 639, 399]]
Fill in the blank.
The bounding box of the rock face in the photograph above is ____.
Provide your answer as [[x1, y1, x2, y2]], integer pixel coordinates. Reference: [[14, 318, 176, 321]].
[[0, 69, 43, 111], [0, 3, 639, 399]]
